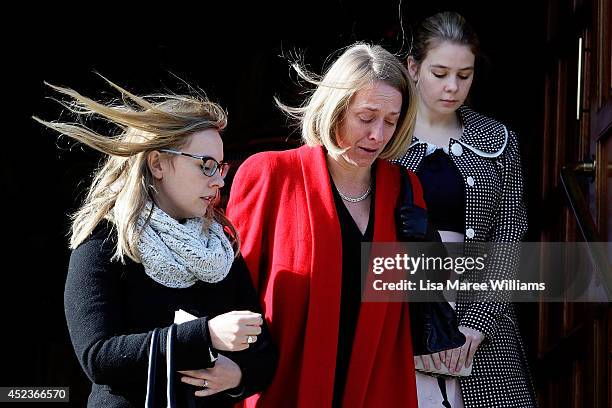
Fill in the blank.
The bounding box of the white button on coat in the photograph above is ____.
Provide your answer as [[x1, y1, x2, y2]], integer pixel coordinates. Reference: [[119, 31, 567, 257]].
[[467, 176, 475, 186], [466, 228, 475, 239], [451, 143, 463, 156]]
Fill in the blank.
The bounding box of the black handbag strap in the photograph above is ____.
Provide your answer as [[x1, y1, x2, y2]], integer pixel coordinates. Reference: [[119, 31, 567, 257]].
[[166, 324, 177, 407], [437, 377, 452, 408], [145, 329, 160, 408], [145, 325, 177, 408]]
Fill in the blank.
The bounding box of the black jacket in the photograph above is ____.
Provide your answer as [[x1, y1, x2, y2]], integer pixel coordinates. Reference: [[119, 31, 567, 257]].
[[64, 221, 277, 407]]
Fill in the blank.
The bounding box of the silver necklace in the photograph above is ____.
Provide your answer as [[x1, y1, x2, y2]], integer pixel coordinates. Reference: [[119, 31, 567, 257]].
[[337, 184, 372, 203]]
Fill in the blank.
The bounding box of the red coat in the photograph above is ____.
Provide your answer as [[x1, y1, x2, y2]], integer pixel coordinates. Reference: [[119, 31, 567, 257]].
[[227, 145, 423, 407]]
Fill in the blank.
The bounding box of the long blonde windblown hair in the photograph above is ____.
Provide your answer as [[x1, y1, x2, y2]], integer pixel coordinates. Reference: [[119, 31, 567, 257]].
[[33, 78, 239, 263]]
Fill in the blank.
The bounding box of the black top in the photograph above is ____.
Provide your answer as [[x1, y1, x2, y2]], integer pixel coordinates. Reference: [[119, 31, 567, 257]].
[[329, 177, 375, 408], [64, 220, 277, 407], [416, 148, 465, 233]]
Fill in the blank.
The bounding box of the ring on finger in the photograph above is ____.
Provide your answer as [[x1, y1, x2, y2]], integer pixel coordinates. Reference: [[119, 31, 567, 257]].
[[202, 380, 208, 388], [246, 335, 256, 344]]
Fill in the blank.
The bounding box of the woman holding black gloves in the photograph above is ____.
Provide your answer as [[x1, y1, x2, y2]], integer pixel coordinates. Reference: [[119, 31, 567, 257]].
[[395, 11, 536, 408]]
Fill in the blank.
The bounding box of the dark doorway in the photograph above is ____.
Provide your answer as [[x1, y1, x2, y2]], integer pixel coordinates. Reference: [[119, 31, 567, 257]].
[[3, 2, 548, 406]]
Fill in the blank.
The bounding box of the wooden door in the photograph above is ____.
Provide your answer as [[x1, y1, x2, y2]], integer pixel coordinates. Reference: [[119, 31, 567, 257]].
[[537, 0, 611, 407]]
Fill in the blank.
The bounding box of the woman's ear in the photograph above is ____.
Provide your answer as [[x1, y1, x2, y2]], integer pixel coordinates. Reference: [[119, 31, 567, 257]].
[[406, 56, 420, 82], [147, 151, 164, 180]]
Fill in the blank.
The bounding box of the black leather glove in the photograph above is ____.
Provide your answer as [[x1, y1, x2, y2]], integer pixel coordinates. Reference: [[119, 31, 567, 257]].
[[395, 203, 428, 241]]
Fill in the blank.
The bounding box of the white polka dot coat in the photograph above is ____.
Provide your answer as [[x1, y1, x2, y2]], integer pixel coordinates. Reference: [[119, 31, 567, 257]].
[[394, 106, 537, 407]]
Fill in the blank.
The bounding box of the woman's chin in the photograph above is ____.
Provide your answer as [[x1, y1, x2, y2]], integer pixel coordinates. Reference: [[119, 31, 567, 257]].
[[351, 156, 379, 168], [339, 153, 379, 168]]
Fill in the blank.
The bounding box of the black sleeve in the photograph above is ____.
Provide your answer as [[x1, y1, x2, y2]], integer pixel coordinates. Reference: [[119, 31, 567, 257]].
[[425, 221, 442, 243], [219, 255, 278, 400], [64, 227, 214, 386]]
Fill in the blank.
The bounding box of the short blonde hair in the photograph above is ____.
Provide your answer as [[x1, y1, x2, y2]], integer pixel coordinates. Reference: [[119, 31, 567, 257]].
[[277, 42, 416, 160], [34, 78, 238, 262]]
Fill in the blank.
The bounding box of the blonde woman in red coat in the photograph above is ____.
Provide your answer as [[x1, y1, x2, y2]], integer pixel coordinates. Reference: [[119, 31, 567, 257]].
[[227, 43, 424, 407]]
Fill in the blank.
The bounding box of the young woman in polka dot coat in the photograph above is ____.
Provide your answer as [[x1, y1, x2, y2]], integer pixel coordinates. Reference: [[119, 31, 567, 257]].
[[394, 12, 537, 408]]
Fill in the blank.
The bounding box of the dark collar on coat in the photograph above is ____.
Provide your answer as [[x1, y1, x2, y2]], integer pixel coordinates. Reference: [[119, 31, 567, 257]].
[[409, 105, 509, 158]]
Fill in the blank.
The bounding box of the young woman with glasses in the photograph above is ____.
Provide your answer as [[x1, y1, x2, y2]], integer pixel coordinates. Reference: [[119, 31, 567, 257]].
[[34, 79, 277, 407]]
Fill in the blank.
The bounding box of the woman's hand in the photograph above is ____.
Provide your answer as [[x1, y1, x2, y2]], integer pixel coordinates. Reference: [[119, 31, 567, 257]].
[[443, 325, 484, 373], [179, 354, 242, 397], [414, 352, 443, 371], [208, 310, 263, 351]]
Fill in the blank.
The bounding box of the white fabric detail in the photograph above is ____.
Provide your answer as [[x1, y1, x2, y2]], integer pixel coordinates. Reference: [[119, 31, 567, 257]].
[[457, 125, 509, 158], [451, 143, 464, 156], [422, 141, 450, 156], [466, 228, 475, 239], [409, 123, 508, 159]]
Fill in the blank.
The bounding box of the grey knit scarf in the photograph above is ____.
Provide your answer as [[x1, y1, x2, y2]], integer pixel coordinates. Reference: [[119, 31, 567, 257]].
[[137, 203, 234, 288]]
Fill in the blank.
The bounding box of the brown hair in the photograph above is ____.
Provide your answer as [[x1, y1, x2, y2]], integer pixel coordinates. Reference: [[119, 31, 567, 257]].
[[410, 11, 480, 64]]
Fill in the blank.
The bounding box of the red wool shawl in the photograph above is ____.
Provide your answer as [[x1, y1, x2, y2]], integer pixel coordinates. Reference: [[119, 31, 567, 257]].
[[227, 145, 421, 408]]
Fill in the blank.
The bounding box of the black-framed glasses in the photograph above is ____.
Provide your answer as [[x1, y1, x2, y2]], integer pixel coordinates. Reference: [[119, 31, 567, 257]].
[[159, 149, 230, 178]]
